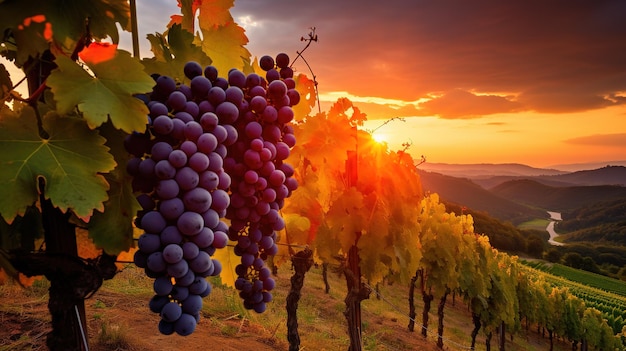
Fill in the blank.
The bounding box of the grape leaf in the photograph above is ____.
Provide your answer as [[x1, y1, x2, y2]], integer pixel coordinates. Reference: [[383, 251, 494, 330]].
[[143, 24, 212, 81], [195, 21, 251, 74], [87, 168, 137, 254], [0, 0, 130, 66], [212, 245, 238, 288], [47, 44, 155, 133], [86, 123, 140, 254], [0, 63, 12, 103], [197, 0, 236, 28], [0, 107, 116, 222]]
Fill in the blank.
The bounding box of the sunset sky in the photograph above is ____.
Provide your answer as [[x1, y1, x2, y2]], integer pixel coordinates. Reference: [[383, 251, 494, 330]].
[[4, 0, 626, 168]]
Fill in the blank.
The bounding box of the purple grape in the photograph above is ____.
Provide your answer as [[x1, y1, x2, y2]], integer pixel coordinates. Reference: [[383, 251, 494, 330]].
[[189, 251, 213, 273], [182, 187, 212, 213], [167, 91, 187, 111], [175, 167, 199, 191], [191, 227, 214, 248], [198, 170, 219, 191], [174, 313, 197, 336], [196, 133, 218, 153], [188, 152, 210, 172], [156, 179, 180, 199], [227, 69, 246, 88], [167, 259, 189, 279], [182, 241, 200, 260], [210, 189, 230, 212], [156, 75, 177, 96], [203, 65, 218, 81], [265, 69, 280, 82], [138, 233, 161, 253], [190, 76, 212, 98], [150, 295, 170, 313], [161, 301, 183, 322], [177, 211, 204, 236], [215, 101, 239, 124], [184, 61, 203, 79], [163, 243, 184, 264], [259, 55, 275, 71], [182, 294, 203, 314], [154, 276, 174, 296], [141, 211, 167, 234], [208, 87, 226, 105], [154, 160, 177, 180], [275, 53, 290, 68], [147, 252, 166, 272], [161, 226, 183, 245], [153, 115, 174, 135], [212, 230, 229, 249]]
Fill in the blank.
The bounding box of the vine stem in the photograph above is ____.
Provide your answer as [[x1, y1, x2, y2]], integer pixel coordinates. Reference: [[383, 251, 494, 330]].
[[290, 28, 321, 114]]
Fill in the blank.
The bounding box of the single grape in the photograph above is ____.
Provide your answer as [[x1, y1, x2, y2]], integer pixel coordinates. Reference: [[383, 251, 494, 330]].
[[275, 53, 290, 68], [259, 55, 275, 71], [184, 61, 203, 79], [167, 91, 188, 111], [161, 301, 183, 322], [163, 243, 184, 264], [174, 313, 197, 336]]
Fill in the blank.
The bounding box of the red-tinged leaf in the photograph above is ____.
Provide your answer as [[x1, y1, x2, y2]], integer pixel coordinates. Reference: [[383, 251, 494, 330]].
[[197, 0, 236, 28], [78, 42, 117, 65], [0, 0, 130, 66], [170, 0, 202, 32], [0, 107, 116, 223], [47, 47, 155, 133]]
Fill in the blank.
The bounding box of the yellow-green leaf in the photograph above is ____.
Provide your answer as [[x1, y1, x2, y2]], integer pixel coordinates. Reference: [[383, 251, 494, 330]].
[[195, 22, 251, 74], [47, 45, 154, 133], [0, 107, 116, 222]]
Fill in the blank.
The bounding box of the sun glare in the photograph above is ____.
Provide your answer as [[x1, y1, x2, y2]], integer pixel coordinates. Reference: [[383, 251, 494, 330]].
[[372, 132, 387, 144]]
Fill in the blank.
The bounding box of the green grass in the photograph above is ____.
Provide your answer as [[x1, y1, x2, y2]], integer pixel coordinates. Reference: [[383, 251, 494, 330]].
[[517, 218, 550, 231], [526, 261, 626, 297]]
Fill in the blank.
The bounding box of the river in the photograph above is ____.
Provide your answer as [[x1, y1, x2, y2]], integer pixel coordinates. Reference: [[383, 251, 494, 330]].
[[546, 211, 564, 246]]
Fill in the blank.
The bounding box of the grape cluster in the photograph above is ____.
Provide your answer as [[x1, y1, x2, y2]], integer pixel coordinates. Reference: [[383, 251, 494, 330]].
[[224, 53, 299, 313], [127, 55, 299, 334], [126, 61, 238, 335]]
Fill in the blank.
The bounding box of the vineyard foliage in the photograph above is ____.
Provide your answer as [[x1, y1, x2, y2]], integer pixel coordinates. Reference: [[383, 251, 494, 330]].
[[1, 0, 625, 350]]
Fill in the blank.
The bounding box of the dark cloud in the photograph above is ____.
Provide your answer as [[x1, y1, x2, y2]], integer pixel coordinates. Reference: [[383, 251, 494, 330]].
[[417, 89, 523, 118], [232, 0, 626, 116], [564, 133, 626, 147]]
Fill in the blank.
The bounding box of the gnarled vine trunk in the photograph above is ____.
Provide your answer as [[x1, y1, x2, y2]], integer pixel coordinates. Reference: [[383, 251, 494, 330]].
[[470, 312, 481, 349], [343, 245, 370, 351], [407, 270, 418, 332], [286, 248, 314, 351], [436, 290, 449, 348], [421, 291, 434, 338]]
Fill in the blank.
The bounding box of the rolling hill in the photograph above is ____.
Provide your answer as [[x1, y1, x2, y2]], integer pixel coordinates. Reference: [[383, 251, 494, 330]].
[[490, 179, 626, 211], [417, 170, 545, 224]]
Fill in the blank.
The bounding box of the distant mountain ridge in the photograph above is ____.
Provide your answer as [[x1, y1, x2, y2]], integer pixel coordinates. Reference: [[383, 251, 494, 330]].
[[418, 162, 567, 178], [417, 164, 626, 223]]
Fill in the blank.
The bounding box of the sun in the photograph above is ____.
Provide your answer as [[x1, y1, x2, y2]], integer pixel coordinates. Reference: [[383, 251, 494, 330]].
[[372, 132, 388, 144]]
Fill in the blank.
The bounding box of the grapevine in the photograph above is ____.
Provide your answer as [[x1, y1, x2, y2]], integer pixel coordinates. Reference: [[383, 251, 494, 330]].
[[127, 54, 299, 334]]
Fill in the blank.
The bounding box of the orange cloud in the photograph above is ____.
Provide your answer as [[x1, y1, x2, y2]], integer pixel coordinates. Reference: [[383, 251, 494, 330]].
[[564, 133, 626, 147], [417, 89, 524, 119]]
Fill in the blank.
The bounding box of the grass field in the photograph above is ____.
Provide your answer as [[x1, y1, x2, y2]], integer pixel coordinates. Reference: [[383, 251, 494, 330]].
[[1, 262, 578, 351]]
